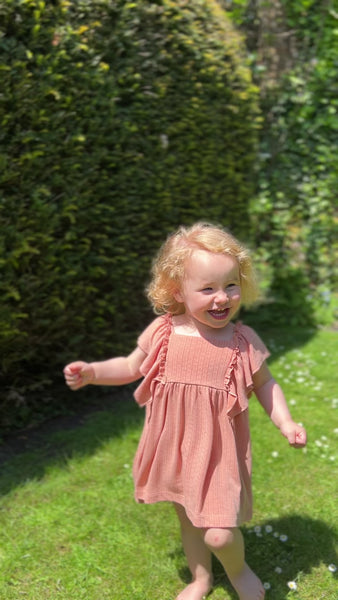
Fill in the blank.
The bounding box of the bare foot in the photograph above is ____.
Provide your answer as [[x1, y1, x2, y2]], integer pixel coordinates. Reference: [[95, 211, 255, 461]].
[[175, 579, 212, 600], [228, 563, 265, 600]]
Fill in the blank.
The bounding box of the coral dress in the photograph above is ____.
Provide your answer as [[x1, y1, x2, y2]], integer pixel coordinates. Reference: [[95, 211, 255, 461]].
[[132, 314, 270, 528]]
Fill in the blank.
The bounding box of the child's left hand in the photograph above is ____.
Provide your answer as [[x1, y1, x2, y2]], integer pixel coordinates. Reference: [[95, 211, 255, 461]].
[[279, 420, 307, 448]]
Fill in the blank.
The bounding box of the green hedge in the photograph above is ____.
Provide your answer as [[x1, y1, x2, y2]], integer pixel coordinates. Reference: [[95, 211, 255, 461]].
[[0, 0, 260, 430]]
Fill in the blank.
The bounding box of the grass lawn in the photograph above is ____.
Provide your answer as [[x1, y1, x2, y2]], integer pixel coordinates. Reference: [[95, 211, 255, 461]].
[[0, 326, 337, 599]]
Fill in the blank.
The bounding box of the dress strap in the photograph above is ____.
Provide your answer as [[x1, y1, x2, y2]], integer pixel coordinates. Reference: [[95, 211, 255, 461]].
[[158, 312, 172, 382], [224, 322, 250, 419], [224, 322, 241, 394]]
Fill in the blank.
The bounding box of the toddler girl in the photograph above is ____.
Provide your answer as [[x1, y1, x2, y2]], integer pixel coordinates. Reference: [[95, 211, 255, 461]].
[[64, 222, 307, 600]]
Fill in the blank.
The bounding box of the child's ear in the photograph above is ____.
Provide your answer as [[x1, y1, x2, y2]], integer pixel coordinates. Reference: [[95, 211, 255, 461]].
[[173, 288, 184, 303]]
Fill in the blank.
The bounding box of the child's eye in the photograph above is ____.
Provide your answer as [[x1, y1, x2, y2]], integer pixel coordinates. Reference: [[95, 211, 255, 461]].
[[201, 287, 213, 292]]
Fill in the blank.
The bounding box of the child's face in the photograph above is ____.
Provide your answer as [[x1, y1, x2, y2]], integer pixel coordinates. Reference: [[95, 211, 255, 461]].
[[174, 250, 241, 333]]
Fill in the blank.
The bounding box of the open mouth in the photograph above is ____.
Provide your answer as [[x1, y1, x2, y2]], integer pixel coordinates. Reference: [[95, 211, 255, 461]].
[[208, 308, 230, 320]]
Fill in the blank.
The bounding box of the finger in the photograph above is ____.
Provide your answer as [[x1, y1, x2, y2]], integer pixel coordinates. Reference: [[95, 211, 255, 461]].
[[296, 430, 307, 446], [67, 379, 83, 391], [70, 365, 83, 374], [64, 370, 83, 387], [64, 362, 84, 374], [290, 429, 307, 448]]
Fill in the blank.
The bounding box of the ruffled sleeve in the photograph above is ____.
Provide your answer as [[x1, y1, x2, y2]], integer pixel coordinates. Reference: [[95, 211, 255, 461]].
[[134, 314, 171, 406], [226, 323, 270, 419]]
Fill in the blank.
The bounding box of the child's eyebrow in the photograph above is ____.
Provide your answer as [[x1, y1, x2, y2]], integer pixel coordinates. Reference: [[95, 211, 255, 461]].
[[199, 273, 240, 286]]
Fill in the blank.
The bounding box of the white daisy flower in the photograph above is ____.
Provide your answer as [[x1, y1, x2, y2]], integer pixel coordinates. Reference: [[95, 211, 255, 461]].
[[287, 581, 297, 590], [271, 451, 279, 458], [275, 566, 282, 574], [263, 582, 271, 589], [280, 534, 288, 542], [254, 525, 262, 533], [265, 525, 273, 533], [328, 564, 337, 573]]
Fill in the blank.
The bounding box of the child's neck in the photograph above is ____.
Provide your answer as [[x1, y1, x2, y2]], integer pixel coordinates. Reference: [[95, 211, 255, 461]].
[[172, 314, 234, 341]]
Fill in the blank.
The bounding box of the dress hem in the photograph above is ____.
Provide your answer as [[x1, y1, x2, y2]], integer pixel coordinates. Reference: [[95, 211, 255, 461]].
[[134, 491, 252, 528]]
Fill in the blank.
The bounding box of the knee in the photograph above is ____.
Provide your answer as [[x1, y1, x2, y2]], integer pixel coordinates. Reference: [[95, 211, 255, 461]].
[[203, 527, 237, 551]]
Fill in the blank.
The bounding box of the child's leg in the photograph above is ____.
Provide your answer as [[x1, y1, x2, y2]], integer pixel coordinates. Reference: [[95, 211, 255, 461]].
[[203, 527, 265, 600], [173, 503, 213, 600]]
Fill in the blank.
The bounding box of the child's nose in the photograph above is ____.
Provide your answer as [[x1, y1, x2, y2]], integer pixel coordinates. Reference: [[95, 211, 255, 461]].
[[215, 289, 229, 304]]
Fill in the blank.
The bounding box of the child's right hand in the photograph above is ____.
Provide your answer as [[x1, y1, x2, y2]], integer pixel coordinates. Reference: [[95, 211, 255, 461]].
[[63, 361, 95, 391]]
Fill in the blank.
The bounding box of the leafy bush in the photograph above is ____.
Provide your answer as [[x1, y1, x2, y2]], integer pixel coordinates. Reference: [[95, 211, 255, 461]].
[[254, 1, 337, 312], [0, 0, 259, 430], [223, 0, 338, 326]]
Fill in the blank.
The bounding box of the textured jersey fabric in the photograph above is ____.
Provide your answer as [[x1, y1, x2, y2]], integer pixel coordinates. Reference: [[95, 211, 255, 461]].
[[132, 314, 270, 528]]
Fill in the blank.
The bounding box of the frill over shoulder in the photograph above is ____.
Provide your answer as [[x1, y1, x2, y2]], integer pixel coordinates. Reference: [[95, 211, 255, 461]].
[[134, 314, 171, 407], [225, 323, 270, 419]]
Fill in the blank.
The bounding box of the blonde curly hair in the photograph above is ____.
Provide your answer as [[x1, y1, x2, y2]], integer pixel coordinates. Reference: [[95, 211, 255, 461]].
[[147, 222, 259, 314]]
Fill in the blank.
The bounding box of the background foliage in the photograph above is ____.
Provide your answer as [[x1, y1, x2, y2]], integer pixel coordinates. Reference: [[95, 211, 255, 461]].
[[0, 0, 260, 430], [223, 0, 338, 327]]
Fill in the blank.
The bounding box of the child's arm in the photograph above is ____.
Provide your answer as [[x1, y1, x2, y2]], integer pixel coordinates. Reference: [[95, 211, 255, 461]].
[[252, 362, 307, 448], [63, 346, 147, 391]]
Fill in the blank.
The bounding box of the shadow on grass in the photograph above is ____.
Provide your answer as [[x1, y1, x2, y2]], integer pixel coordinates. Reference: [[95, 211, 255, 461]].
[[173, 515, 337, 599], [208, 515, 337, 599], [0, 388, 144, 497]]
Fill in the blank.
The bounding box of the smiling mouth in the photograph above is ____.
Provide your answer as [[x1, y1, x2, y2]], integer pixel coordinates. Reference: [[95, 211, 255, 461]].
[[208, 308, 230, 320]]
